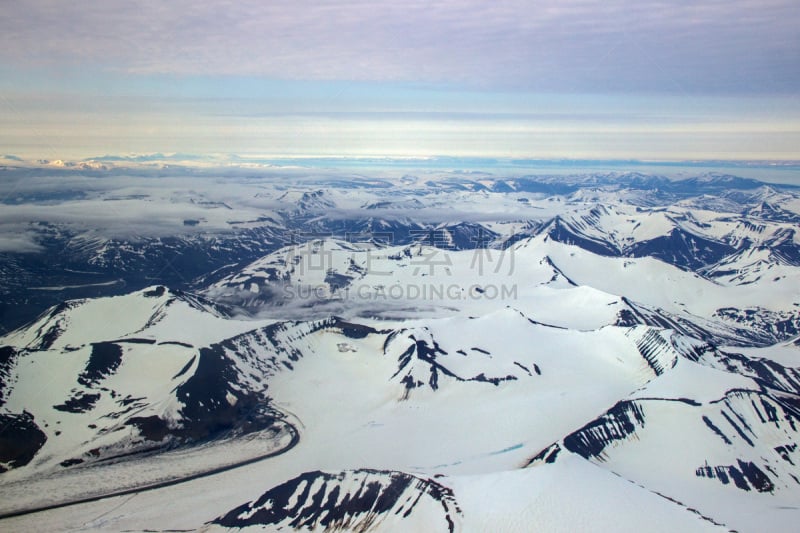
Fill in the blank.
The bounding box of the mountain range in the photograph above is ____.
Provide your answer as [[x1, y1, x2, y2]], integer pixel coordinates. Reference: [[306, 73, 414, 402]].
[[0, 169, 799, 531]]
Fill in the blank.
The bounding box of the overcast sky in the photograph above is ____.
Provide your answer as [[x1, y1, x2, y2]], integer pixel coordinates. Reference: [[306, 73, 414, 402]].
[[1, 0, 798, 160]]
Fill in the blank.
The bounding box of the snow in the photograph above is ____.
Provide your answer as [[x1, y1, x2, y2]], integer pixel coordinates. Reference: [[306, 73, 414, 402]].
[[630, 353, 758, 403], [2, 172, 800, 532], [527, 234, 798, 315], [0, 425, 294, 515], [285, 312, 655, 475], [728, 343, 800, 367], [450, 457, 727, 532]]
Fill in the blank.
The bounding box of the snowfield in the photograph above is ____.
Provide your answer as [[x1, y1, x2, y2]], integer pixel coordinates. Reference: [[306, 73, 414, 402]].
[[1, 170, 799, 532]]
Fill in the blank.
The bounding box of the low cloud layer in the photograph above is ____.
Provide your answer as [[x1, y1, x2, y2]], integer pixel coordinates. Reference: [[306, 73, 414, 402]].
[[0, 231, 45, 253]]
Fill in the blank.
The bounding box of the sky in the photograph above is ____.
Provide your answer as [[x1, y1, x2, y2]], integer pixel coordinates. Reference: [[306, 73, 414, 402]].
[[1, 0, 799, 161]]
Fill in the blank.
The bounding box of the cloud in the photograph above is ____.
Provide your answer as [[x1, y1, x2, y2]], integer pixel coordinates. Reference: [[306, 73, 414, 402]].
[[0, 232, 45, 253], [0, 165, 538, 250], [1, 0, 798, 93], [0, 174, 281, 239]]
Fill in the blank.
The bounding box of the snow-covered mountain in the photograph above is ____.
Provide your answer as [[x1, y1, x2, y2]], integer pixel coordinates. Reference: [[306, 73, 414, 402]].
[[0, 288, 289, 480], [2, 170, 798, 330], [1, 169, 799, 531]]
